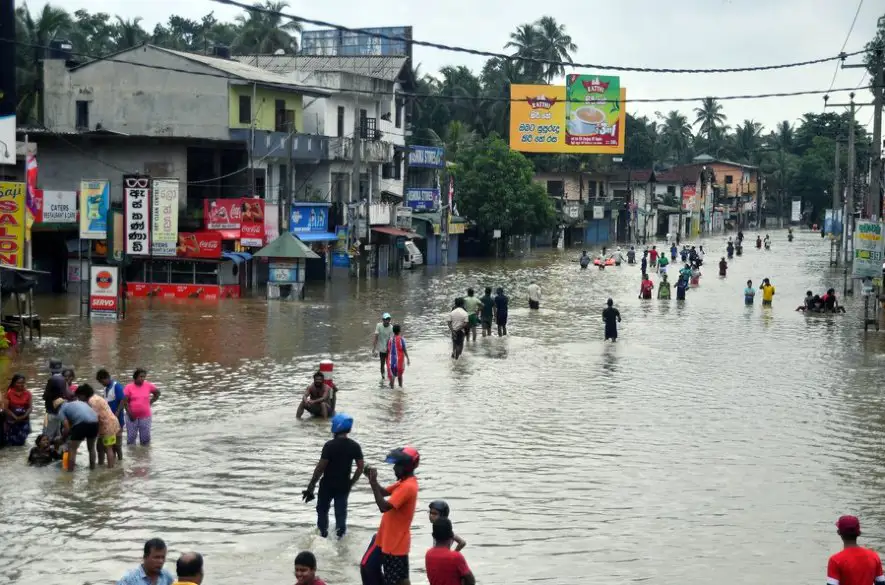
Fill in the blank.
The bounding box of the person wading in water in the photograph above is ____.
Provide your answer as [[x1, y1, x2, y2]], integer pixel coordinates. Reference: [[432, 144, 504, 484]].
[[602, 298, 622, 342], [372, 313, 394, 382], [827, 515, 885, 585]]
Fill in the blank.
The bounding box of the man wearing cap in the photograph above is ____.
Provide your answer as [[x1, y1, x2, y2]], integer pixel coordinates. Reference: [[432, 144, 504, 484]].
[[372, 313, 394, 382], [827, 515, 885, 585]]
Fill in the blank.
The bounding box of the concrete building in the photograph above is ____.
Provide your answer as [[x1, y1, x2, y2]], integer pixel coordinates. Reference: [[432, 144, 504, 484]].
[[533, 171, 615, 246]]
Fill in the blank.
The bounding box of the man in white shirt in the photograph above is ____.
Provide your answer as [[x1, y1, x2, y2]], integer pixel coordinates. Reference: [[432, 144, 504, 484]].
[[448, 297, 470, 360], [372, 312, 394, 381], [527, 282, 541, 310]]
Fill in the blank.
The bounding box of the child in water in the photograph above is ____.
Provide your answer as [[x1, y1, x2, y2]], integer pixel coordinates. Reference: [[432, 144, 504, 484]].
[[429, 500, 467, 551], [744, 280, 756, 305], [28, 434, 61, 467], [658, 274, 671, 299]]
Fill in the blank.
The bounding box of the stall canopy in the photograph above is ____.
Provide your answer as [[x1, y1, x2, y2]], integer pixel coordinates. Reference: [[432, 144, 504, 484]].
[[222, 251, 254, 264], [255, 232, 320, 259], [295, 232, 339, 242], [0, 265, 41, 303]]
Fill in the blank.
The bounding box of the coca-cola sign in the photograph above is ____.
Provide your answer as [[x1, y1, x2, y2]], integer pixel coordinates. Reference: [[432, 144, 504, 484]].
[[175, 231, 222, 259]]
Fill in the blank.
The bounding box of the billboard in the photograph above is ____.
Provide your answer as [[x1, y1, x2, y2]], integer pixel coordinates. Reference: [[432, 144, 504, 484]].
[[790, 199, 801, 223], [204, 199, 242, 230], [240, 199, 266, 247], [80, 180, 110, 239], [290, 203, 329, 233], [300, 27, 412, 58], [408, 146, 445, 168], [151, 178, 179, 256], [176, 231, 222, 259], [853, 221, 885, 279], [510, 82, 626, 154], [0, 182, 26, 267]]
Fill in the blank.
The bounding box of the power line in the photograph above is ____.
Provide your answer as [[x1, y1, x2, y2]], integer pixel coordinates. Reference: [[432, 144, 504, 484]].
[[210, 0, 873, 75], [826, 0, 865, 94], [4, 39, 876, 106]]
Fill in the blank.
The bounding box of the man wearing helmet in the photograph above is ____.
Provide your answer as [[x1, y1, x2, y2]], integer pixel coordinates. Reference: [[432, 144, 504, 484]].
[[302, 413, 364, 539], [363, 446, 420, 585]]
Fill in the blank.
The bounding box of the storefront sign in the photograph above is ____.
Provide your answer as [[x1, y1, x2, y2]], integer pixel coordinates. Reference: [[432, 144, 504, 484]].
[[39, 190, 77, 223], [853, 221, 885, 279], [151, 179, 179, 256], [123, 175, 150, 256], [176, 231, 222, 259], [405, 188, 439, 211], [89, 265, 119, 317], [290, 204, 329, 233], [0, 181, 26, 267], [79, 180, 110, 239], [126, 283, 240, 300], [240, 198, 266, 247], [408, 146, 445, 168], [509, 83, 626, 154], [204, 199, 242, 230]]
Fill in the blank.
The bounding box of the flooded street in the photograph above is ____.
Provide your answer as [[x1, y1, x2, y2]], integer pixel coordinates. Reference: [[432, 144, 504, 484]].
[[3, 229, 885, 585]]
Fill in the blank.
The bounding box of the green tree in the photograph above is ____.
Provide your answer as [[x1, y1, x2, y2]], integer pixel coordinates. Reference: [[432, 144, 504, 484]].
[[693, 97, 727, 142], [504, 23, 545, 81], [15, 3, 72, 123], [533, 16, 577, 82], [731, 119, 764, 164], [661, 110, 693, 163], [113, 16, 148, 50], [451, 135, 556, 236], [232, 0, 301, 54]]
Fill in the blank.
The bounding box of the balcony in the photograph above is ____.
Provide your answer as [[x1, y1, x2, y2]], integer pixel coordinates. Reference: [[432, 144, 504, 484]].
[[328, 137, 394, 164], [230, 128, 328, 162], [368, 203, 396, 226]]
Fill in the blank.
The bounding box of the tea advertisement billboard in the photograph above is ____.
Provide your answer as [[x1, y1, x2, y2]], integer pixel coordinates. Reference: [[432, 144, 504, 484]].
[[509, 80, 626, 154]]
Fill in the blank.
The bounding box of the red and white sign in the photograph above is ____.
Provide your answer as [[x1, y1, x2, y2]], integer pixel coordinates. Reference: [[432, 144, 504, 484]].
[[89, 265, 119, 317], [35, 190, 77, 223], [176, 231, 222, 259], [240, 198, 265, 247], [204, 199, 242, 230], [126, 283, 240, 300], [682, 185, 697, 212], [265, 203, 280, 243]]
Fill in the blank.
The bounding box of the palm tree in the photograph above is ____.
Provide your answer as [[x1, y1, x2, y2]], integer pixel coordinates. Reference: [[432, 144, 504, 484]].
[[113, 16, 148, 50], [15, 3, 72, 123], [232, 1, 301, 54], [770, 120, 794, 153], [532, 16, 577, 82], [443, 120, 477, 159], [661, 110, 692, 163], [732, 119, 763, 164], [693, 97, 727, 142], [504, 23, 544, 81]]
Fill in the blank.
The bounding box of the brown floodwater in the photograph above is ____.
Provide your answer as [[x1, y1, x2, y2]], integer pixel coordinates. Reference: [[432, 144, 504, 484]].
[[2, 229, 885, 585]]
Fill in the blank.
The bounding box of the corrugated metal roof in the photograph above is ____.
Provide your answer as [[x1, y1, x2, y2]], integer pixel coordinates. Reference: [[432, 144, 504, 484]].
[[151, 46, 331, 96], [234, 55, 407, 81]]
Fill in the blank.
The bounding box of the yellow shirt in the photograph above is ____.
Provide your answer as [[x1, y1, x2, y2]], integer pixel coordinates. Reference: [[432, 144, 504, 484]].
[[761, 284, 775, 302]]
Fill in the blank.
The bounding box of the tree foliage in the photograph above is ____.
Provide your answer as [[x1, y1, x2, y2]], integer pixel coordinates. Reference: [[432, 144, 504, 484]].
[[451, 136, 556, 236]]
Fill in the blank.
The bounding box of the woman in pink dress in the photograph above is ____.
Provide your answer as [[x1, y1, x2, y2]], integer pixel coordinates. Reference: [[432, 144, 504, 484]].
[[120, 368, 160, 445], [385, 324, 410, 389]]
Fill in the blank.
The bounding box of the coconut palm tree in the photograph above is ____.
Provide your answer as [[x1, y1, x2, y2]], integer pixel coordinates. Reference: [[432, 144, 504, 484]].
[[232, 0, 301, 54], [15, 3, 72, 123], [732, 119, 764, 164], [532, 16, 577, 82], [693, 97, 727, 142], [504, 23, 545, 82], [113, 16, 148, 50], [661, 110, 693, 163]]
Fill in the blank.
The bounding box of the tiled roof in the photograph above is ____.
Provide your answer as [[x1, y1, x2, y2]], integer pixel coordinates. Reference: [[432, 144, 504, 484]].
[[234, 55, 408, 81]]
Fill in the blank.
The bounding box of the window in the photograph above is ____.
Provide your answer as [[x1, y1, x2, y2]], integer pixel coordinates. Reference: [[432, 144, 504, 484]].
[[546, 180, 564, 198], [274, 99, 287, 131], [725, 175, 734, 184], [393, 150, 403, 180], [395, 98, 403, 128], [75, 100, 89, 130], [337, 106, 345, 137], [238, 95, 251, 124], [667, 185, 676, 197], [359, 109, 368, 138]]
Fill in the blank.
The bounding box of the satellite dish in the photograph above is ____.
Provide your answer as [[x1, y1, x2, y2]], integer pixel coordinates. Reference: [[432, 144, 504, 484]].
[[274, 48, 285, 55]]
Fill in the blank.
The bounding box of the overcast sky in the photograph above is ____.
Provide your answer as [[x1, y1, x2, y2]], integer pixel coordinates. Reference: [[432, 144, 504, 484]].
[[28, 0, 883, 132]]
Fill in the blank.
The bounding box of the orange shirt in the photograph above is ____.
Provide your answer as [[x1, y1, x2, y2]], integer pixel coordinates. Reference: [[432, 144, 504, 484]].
[[375, 476, 418, 556]]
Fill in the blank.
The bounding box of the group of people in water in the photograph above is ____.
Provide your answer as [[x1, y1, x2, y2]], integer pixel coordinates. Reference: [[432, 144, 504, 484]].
[[0, 360, 160, 472]]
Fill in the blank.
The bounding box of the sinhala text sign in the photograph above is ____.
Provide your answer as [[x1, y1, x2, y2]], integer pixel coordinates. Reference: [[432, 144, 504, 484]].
[[151, 178, 179, 256], [124, 175, 151, 255], [853, 221, 884, 279]]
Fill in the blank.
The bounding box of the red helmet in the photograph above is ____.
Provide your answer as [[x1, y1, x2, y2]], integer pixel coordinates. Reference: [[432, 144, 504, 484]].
[[385, 445, 420, 472]]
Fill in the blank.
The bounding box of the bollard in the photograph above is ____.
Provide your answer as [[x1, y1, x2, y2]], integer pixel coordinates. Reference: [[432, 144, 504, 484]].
[[319, 359, 334, 386]]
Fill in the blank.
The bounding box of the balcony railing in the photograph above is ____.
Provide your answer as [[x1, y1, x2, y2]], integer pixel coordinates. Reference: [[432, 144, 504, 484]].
[[328, 137, 393, 164]]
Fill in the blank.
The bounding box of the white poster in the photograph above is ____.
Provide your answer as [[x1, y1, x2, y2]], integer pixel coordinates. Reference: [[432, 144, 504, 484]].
[[42, 190, 77, 223], [124, 175, 150, 256], [151, 178, 179, 256], [791, 199, 802, 222], [265, 203, 280, 243], [668, 214, 679, 236], [89, 265, 119, 318], [593, 205, 605, 219]]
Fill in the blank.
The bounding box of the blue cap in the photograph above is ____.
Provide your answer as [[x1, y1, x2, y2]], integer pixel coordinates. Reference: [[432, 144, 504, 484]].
[[382, 312, 392, 319], [331, 413, 353, 435]]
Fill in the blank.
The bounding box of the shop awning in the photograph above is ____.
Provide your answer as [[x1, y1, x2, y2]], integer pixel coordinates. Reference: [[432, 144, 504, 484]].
[[222, 251, 252, 264], [294, 232, 339, 242], [371, 226, 423, 238]]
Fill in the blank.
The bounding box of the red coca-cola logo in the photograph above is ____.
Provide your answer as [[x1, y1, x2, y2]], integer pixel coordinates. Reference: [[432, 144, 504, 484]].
[[241, 224, 261, 234], [199, 239, 219, 250]]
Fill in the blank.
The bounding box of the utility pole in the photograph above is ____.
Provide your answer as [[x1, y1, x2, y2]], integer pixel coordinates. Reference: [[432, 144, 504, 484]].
[[351, 96, 365, 278], [831, 140, 841, 266], [870, 48, 884, 219], [286, 126, 295, 232]]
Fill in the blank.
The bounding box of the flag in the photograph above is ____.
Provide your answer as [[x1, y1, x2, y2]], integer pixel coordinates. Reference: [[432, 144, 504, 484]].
[[25, 153, 38, 233], [448, 176, 460, 216]]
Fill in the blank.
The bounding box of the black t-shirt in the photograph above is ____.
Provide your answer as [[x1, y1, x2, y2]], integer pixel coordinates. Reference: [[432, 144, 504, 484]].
[[480, 295, 494, 319], [494, 294, 509, 313], [320, 436, 364, 492], [602, 307, 620, 325]]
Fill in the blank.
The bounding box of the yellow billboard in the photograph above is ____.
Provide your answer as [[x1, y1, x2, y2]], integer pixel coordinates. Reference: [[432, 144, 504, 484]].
[[510, 81, 626, 154], [0, 182, 27, 267]]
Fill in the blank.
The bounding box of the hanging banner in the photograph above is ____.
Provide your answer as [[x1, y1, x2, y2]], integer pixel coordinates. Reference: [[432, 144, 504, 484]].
[[123, 175, 151, 256], [79, 180, 110, 239], [240, 198, 266, 247], [204, 199, 242, 230], [853, 221, 885, 279], [151, 178, 179, 256], [0, 182, 26, 267], [89, 265, 119, 318], [790, 199, 802, 223], [39, 190, 77, 223]]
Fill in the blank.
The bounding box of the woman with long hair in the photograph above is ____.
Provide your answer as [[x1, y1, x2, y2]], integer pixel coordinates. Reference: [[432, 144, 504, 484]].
[[5, 374, 32, 446]]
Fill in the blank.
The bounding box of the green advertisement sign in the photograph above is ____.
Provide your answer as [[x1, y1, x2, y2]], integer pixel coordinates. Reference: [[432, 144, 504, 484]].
[[853, 220, 884, 279], [565, 74, 621, 148]]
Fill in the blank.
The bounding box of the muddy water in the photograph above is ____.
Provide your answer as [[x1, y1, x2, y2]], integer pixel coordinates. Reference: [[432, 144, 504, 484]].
[[1, 230, 884, 585]]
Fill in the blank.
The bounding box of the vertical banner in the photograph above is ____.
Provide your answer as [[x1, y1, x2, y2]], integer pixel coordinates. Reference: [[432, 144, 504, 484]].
[[790, 199, 802, 223], [151, 178, 179, 256], [240, 198, 266, 247], [264, 203, 280, 243], [853, 221, 885, 279], [89, 265, 119, 318], [79, 180, 110, 239], [123, 175, 150, 255], [0, 181, 26, 267]]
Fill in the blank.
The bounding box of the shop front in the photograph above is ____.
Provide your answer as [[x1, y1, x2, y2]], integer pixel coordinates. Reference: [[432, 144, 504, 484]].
[[411, 212, 465, 266], [290, 202, 336, 280]]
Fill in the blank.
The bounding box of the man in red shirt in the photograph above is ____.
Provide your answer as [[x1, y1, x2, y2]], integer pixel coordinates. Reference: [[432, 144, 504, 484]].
[[827, 515, 885, 585], [425, 518, 475, 585], [648, 246, 659, 269]]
